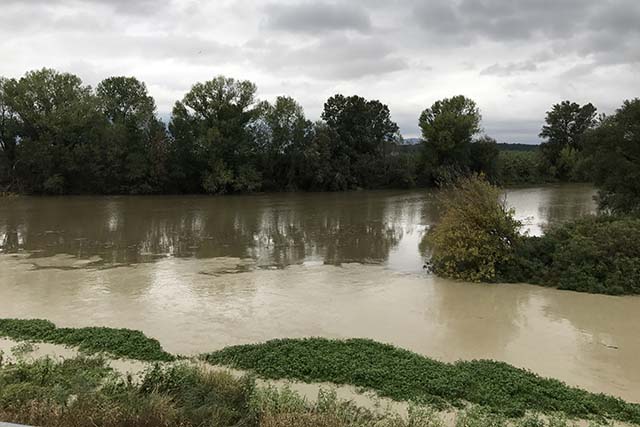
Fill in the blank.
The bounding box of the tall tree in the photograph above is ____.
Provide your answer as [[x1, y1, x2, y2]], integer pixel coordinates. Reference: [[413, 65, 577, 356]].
[[539, 100, 597, 179], [169, 76, 261, 194], [4, 68, 104, 194], [96, 76, 167, 193], [255, 96, 312, 190], [585, 99, 640, 213], [419, 95, 482, 184], [0, 77, 18, 190], [321, 94, 399, 188]]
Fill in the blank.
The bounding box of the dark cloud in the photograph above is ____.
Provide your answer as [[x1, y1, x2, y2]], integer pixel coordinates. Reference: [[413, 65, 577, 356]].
[[263, 2, 372, 34]]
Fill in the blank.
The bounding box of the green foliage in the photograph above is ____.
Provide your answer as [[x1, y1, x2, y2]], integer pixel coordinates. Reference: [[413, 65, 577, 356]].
[[0, 77, 19, 190], [501, 216, 640, 295], [1, 67, 635, 196], [139, 363, 255, 426], [0, 69, 170, 195], [420, 95, 481, 166], [0, 318, 173, 361], [320, 94, 401, 189], [204, 337, 640, 423], [95, 76, 169, 194], [256, 96, 313, 190], [169, 75, 262, 194], [584, 98, 640, 214], [496, 150, 552, 185], [2, 325, 639, 424], [424, 175, 521, 282], [4, 68, 107, 194], [456, 406, 507, 427], [3, 355, 580, 427], [0, 355, 254, 427], [419, 95, 500, 184], [539, 100, 597, 180], [469, 136, 500, 181]]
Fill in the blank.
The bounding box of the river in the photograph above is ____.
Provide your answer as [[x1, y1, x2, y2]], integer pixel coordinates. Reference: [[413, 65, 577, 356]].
[[1, 184, 639, 402]]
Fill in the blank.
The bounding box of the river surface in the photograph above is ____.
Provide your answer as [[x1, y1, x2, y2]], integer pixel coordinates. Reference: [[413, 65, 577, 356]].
[[1, 184, 639, 402]]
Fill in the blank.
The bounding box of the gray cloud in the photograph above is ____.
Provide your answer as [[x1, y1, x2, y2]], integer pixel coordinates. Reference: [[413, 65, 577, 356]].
[[0, 0, 638, 142], [4, 0, 165, 14], [413, 0, 588, 41], [480, 61, 538, 76], [483, 119, 544, 144], [248, 35, 407, 79], [263, 2, 372, 34]]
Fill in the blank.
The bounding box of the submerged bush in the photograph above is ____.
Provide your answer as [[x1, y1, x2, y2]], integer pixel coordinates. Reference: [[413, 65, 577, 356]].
[[501, 215, 640, 295], [424, 176, 640, 295], [424, 175, 521, 282]]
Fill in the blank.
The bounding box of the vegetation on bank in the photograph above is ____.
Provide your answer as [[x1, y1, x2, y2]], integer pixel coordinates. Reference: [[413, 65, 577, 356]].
[[204, 337, 640, 423], [2, 319, 639, 424], [424, 175, 640, 295], [0, 318, 173, 361], [422, 176, 520, 282], [1, 354, 614, 427], [424, 97, 640, 293], [1, 68, 635, 194], [501, 215, 640, 295]]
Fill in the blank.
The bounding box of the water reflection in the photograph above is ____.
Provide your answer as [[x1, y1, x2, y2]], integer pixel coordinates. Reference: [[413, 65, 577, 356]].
[[0, 185, 596, 270]]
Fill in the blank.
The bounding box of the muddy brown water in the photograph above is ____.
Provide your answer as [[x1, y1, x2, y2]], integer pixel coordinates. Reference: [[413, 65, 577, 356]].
[[1, 184, 639, 402]]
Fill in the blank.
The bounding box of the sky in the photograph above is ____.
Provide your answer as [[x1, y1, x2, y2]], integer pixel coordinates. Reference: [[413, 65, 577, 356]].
[[1, 0, 638, 143]]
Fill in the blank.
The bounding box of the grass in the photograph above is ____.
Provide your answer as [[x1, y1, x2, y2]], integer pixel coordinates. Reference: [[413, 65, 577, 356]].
[[0, 355, 611, 427], [0, 318, 174, 362], [204, 337, 640, 424]]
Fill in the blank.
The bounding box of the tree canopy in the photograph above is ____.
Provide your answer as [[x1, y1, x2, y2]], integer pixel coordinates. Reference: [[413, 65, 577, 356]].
[[584, 99, 640, 214], [418, 95, 498, 185], [539, 100, 597, 180], [0, 67, 638, 206]]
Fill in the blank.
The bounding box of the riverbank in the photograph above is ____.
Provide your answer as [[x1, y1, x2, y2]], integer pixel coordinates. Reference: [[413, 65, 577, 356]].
[[1, 346, 608, 427], [1, 319, 639, 425]]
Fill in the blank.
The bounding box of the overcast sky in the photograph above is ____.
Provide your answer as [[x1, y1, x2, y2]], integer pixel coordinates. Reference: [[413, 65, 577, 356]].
[[1, 0, 638, 142]]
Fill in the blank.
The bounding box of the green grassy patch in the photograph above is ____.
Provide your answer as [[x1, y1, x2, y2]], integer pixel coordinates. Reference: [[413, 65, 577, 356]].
[[204, 337, 640, 423], [0, 355, 612, 427], [0, 318, 174, 362]]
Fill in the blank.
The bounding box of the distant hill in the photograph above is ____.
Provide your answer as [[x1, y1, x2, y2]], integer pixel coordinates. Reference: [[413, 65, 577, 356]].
[[397, 139, 538, 152], [401, 137, 421, 145], [497, 143, 538, 152]]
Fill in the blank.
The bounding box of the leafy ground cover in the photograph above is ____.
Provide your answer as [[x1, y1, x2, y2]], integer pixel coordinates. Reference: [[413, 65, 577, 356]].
[[2, 319, 639, 424], [0, 318, 173, 361], [204, 337, 640, 423], [0, 353, 621, 427]]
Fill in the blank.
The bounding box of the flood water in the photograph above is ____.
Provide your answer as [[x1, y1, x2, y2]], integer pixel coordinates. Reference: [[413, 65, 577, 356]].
[[1, 184, 639, 402]]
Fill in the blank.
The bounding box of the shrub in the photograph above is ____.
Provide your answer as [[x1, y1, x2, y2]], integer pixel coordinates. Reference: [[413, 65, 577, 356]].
[[500, 215, 640, 295], [496, 150, 551, 185], [424, 175, 521, 282], [584, 98, 640, 214]]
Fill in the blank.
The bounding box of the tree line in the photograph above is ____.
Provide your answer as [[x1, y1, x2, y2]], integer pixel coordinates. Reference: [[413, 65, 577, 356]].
[[1, 68, 638, 207]]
